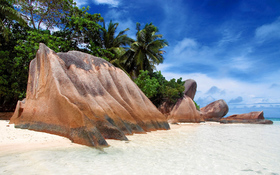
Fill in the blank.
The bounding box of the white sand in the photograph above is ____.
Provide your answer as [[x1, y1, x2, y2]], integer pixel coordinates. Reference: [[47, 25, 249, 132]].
[[1, 120, 279, 174], [0, 120, 83, 155], [0, 120, 219, 156]]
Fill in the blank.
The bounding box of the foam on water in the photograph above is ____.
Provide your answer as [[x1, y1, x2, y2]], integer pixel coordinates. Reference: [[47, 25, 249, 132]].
[[1, 122, 280, 175]]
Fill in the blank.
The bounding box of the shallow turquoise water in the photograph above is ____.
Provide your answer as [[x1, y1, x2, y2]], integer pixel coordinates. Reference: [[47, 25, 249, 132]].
[[1, 122, 280, 175]]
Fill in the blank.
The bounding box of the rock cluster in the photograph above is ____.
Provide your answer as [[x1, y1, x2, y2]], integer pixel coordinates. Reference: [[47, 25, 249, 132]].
[[10, 43, 169, 147], [165, 79, 272, 124]]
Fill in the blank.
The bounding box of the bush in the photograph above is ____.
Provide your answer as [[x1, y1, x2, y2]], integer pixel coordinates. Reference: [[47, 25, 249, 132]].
[[134, 70, 185, 107]]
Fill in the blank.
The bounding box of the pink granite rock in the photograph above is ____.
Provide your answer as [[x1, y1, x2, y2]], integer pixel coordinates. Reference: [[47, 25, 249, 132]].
[[220, 111, 273, 124], [168, 96, 204, 123], [10, 43, 169, 147], [200, 99, 229, 121]]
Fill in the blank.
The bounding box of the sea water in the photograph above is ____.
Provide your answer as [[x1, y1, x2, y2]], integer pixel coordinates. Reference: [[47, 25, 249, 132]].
[[1, 121, 280, 175]]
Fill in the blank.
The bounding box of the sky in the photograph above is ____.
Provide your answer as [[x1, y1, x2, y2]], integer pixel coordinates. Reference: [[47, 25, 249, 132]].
[[74, 0, 280, 118]]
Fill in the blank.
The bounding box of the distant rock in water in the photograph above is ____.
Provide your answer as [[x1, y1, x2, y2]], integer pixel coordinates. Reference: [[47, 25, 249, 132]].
[[220, 111, 273, 124], [168, 96, 204, 123], [200, 99, 229, 121], [10, 43, 169, 147], [183, 79, 197, 100]]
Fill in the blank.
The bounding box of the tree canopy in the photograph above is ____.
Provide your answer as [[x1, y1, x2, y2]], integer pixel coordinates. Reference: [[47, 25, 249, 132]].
[[122, 23, 168, 78], [15, 0, 75, 30], [0, 0, 26, 40], [0, 0, 172, 111]]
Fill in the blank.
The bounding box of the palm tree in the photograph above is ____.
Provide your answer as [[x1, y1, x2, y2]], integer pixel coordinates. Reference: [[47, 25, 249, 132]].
[[100, 20, 133, 61], [98, 20, 133, 73], [0, 0, 26, 40], [123, 22, 168, 78]]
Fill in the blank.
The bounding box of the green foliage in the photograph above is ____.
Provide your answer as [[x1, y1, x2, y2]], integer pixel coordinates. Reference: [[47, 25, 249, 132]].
[[15, 0, 75, 30], [134, 70, 159, 98], [0, 0, 27, 40], [135, 70, 185, 107], [0, 22, 28, 111], [123, 23, 168, 78], [162, 77, 185, 104], [99, 20, 133, 62], [60, 6, 105, 55], [193, 100, 200, 110]]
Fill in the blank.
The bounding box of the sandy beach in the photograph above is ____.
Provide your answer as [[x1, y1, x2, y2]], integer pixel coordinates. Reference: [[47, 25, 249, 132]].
[[0, 120, 84, 155], [0, 120, 196, 155], [1, 120, 279, 174]]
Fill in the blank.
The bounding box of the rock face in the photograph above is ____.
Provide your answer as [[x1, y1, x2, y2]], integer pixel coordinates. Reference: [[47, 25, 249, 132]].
[[200, 99, 229, 121], [10, 43, 170, 147], [168, 96, 204, 123], [167, 79, 203, 123], [220, 111, 273, 124], [183, 79, 197, 100], [158, 102, 174, 117]]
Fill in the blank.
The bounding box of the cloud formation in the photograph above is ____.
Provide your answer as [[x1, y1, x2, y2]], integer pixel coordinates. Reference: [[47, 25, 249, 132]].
[[74, 0, 89, 7], [229, 96, 243, 103], [103, 9, 136, 39], [93, 0, 120, 7], [206, 86, 226, 95], [255, 17, 280, 42]]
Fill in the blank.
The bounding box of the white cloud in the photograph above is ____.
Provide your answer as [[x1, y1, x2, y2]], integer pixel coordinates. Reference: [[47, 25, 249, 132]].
[[173, 38, 198, 55], [218, 28, 242, 46], [164, 37, 258, 82], [166, 37, 219, 67], [104, 9, 136, 39], [229, 96, 243, 103], [255, 17, 280, 42], [74, 0, 89, 7], [228, 56, 253, 71], [93, 0, 120, 7]]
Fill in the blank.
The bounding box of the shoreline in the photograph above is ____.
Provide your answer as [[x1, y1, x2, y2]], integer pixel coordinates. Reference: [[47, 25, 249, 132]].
[[0, 120, 211, 155], [1, 119, 278, 156]]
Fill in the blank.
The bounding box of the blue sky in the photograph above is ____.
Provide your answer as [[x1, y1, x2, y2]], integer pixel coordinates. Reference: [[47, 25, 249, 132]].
[[74, 0, 280, 118]]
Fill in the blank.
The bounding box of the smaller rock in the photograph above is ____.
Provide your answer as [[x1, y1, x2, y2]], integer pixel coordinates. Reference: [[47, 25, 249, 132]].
[[200, 99, 228, 121], [220, 111, 273, 124], [183, 79, 197, 100], [168, 96, 204, 123]]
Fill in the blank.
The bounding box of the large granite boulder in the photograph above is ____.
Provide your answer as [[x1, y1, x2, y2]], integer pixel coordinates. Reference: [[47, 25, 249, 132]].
[[183, 79, 197, 100], [220, 111, 273, 124], [200, 99, 229, 121], [10, 43, 170, 147], [167, 96, 204, 123]]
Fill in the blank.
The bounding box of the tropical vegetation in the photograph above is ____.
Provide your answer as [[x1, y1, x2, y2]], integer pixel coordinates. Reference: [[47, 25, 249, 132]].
[[0, 0, 189, 111], [123, 23, 168, 78], [134, 70, 185, 107]]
